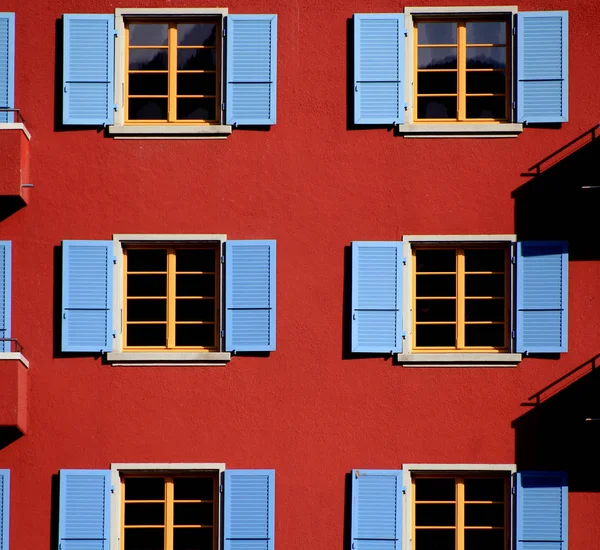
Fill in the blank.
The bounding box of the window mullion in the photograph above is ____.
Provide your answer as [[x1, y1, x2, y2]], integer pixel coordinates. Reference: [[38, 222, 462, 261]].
[[167, 249, 176, 348], [457, 22, 466, 121], [168, 24, 177, 123], [457, 250, 465, 349], [166, 477, 174, 550], [457, 477, 465, 550]]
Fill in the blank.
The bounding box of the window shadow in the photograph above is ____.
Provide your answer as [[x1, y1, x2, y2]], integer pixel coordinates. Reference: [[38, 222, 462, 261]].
[[512, 124, 600, 260], [50, 473, 60, 550], [343, 472, 352, 550], [512, 353, 600, 491]]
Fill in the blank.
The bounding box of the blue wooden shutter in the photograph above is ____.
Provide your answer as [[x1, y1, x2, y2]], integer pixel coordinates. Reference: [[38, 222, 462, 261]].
[[226, 15, 277, 125], [63, 14, 114, 125], [516, 12, 568, 123], [62, 240, 113, 352], [353, 14, 404, 125], [516, 471, 568, 550], [0, 13, 15, 123], [351, 469, 402, 550], [59, 470, 111, 550], [224, 469, 274, 550], [351, 241, 403, 353], [225, 240, 275, 352], [0, 242, 11, 353], [0, 470, 9, 550], [516, 241, 568, 353]]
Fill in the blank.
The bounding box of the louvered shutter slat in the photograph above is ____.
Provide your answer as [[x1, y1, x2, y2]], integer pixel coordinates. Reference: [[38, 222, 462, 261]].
[[353, 14, 404, 125], [517, 12, 568, 123], [0, 13, 15, 123], [226, 15, 277, 125]]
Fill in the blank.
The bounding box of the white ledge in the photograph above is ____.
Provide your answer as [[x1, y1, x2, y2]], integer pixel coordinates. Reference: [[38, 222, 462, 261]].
[[399, 123, 523, 138], [108, 124, 232, 139], [0, 352, 30, 368], [397, 353, 522, 367], [106, 352, 231, 366], [0, 122, 31, 140]]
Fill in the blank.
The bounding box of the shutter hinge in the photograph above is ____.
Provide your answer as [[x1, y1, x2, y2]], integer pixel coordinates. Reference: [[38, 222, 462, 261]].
[[113, 256, 117, 264], [220, 484, 224, 493], [511, 486, 516, 494], [511, 330, 516, 339], [112, 331, 116, 338], [222, 27, 226, 37], [113, 29, 118, 37], [512, 26, 516, 36], [221, 329, 225, 338], [220, 255, 225, 264], [111, 485, 115, 493], [221, 102, 225, 111], [402, 485, 407, 494], [402, 332, 406, 339], [404, 28, 408, 36], [511, 255, 516, 264], [512, 101, 516, 110], [113, 103, 118, 112], [402, 257, 407, 265], [404, 102, 408, 111]]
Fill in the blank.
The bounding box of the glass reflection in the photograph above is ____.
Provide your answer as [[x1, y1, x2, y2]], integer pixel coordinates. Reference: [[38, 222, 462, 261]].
[[466, 47, 506, 69], [129, 24, 168, 46], [418, 47, 457, 69], [129, 50, 168, 71], [178, 49, 216, 71], [177, 23, 217, 46], [466, 21, 506, 45], [418, 22, 457, 44]]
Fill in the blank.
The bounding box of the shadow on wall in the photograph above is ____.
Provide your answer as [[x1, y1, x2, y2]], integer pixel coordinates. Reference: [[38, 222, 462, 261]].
[[512, 124, 600, 260], [512, 353, 600, 492], [0, 427, 22, 450]]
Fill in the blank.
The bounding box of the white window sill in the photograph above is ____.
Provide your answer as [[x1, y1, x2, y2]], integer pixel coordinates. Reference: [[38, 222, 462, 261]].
[[107, 125, 232, 139], [106, 352, 231, 366], [399, 123, 523, 138], [396, 353, 522, 367], [0, 352, 30, 368]]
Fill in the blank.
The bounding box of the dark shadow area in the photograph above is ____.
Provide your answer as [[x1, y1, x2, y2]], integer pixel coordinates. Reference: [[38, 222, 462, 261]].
[[0, 196, 26, 222], [512, 124, 600, 260], [0, 427, 23, 450], [523, 122, 563, 130], [50, 474, 60, 550], [230, 125, 270, 132], [343, 472, 352, 550], [512, 353, 600, 491]]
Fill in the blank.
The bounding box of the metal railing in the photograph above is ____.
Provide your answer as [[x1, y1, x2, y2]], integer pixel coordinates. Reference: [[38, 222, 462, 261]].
[[0, 338, 24, 354], [0, 108, 25, 124]]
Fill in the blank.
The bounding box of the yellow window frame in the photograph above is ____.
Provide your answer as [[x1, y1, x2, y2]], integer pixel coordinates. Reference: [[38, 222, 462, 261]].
[[412, 474, 509, 550], [414, 17, 511, 123], [412, 245, 510, 352], [123, 245, 220, 352], [124, 18, 221, 125], [121, 474, 218, 550]]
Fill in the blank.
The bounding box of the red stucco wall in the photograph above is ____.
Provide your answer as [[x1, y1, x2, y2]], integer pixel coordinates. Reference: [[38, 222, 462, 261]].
[[1, 0, 599, 548]]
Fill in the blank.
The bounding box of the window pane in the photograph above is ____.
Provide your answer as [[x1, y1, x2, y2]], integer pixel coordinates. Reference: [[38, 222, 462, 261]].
[[127, 249, 167, 272], [176, 249, 216, 272], [416, 275, 456, 297], [129, 73, 169, 96], [465, 299, 504, 322], [173, 528, 212, 550], [465, 478, 506, 502], [418, 47, 457, 69], [175, 324, 215, 347], [465, 96, 506, 119], [465, 274, 504, 297], [125, 503, 165, 526], [177, 73, 217, 96], [466, 22, 506, 45], [125, 478, 166, 501], [129, 24, 169, 46], [129, 49, 168, 71], [464, 249, 505, 272], [464, 529, 504, 550], [176, 299, 215, 322], [176, 274, 216, 297], [127, 324, 167, 347], [466, 47, 506, 69], [177, 49, 216, 70], [415, 504, 456, 527], [127, 274, 167, 297], [416, 299, 456, 322], [177, 98, 217, 121], [418, 71, 457, 95], [128, 98, 168, 120], [124, 528, 165, 550], [418, 22, 457, 44], [466, 71, 505, 94], [415, 529, 455, 550], [415, 250, 456, 273], [416, 324, 456, 347], [465, 504, 505, 527], [128, 299, 167, 322], [177, 23, 217, 46], [174, 503, 214, 526], [418, 97, 457, 119], [415, 478, 456, 502], [464, 324, 505, 347], [174, 477, 214, 501]]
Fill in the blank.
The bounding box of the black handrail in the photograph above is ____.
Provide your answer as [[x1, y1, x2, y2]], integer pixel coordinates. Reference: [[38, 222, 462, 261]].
[[0, 108, 25, 124], [0, 338, 24, 354]]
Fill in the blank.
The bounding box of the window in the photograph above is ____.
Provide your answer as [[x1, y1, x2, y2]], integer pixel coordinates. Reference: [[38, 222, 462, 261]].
[[0, 469, 9, 550], [0, 241, 11, 353], [350, 237, 568, 363], [58, 466, 275, 550], [61, 236, 276, 364], [62, 10, 277, 135], [413, 245, 509, 351], [0, 12, 15, 124], [350, 467, 568, 550], [352, 8, 568, 134], [415, 19, 509, 122]]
